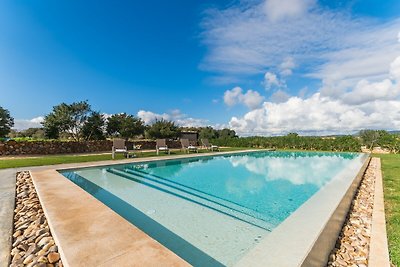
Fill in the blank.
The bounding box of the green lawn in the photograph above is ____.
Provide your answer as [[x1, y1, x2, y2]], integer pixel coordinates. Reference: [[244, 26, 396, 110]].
[[373, 153, 400, 266], [0, 147, 247, 169]]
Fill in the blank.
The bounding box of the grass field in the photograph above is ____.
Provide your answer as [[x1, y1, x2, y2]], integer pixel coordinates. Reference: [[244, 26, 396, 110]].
[[373, 153, 400, 266], [0, 147, 247, 169]]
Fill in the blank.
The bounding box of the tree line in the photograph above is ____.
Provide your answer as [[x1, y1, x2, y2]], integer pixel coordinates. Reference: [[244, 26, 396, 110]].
[[1, 102, 399, 153], [0, 101, 237, 142], [212, 131, 400, 153]]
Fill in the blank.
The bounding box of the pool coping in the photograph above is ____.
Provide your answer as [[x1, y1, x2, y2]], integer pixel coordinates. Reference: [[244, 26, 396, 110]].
[[28, 149, 262, 266], [369, 158, 390, 266], [235, 153, 371, 267]]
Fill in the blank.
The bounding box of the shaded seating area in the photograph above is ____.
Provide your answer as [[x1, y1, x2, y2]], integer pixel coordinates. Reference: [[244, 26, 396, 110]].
[[201, 139, 219, 151], [156, 139, 170, 155], [112, 139, 128, 159], [180, 138, 198, 153]]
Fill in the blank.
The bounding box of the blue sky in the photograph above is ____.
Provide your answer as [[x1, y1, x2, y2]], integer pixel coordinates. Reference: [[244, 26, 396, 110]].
[[1, 0, 400, 135]]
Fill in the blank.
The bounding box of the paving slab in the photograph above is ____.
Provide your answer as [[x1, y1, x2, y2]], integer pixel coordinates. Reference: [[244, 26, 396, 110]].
[[369, 158, 390, 266], [0, 168, 16, 267]]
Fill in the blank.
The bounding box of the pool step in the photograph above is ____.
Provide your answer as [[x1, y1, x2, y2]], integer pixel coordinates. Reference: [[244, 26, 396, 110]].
[[124, 168, 270, 223], [107, 168, 273, 231]]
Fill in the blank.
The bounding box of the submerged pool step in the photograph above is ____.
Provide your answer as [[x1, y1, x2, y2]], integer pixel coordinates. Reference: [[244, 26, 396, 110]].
[[124, 168, 270, 223], [123, 168, 271, 223], [107, 168, 273, 231]]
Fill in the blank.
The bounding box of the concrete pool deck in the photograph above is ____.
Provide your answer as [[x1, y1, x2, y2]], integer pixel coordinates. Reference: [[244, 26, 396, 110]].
[[1, 150, 391, 266]]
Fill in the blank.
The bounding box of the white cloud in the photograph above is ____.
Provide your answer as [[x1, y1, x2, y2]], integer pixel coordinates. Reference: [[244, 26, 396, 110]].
[[223, 87, 242, 107], [137, 109, 208, 127], [230, 153, 348, 186], [263, 0, 315, 22], [223, 87, 264, 109], [341, 79, 399, 105], [229, 56, 400, 136], [201, 1, 400, 135], [229, 94, 400, 136], [269, 90, 291, 103], [13, 116, 44, 130], [137, 110, 170, 124], [390, 56, 400, 80], [200, 0, 400, 90], [264, 72, 283, 89], [279, 57, 295, 76]]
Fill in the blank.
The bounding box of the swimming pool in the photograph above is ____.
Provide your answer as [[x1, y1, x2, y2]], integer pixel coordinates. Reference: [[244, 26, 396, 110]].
[[60, 151, 368, 266]]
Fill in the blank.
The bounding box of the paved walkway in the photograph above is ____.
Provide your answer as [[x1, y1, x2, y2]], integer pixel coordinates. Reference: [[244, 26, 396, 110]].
[[0, 168, 17, 267]]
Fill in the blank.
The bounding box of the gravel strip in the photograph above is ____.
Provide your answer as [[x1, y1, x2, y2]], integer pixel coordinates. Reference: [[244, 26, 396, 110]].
[[10, 171, 63, 267], [327, 159, 376, 267]]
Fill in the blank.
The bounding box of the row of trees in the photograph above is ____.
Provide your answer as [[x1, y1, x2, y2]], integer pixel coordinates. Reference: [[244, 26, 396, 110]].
[[2, 102, 238, 141], [1, 102, 399, 153], [41, 101, 184, 141], [212, 131, 400, 153]]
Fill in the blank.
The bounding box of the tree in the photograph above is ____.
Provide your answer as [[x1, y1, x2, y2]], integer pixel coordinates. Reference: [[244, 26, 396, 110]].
[[199, 126, 218, 140], [106, 113, 145, 139], [217, 128, 237, 139], [42, 101, 92, 141], [377, 132, 398, 153], [82, 112, 106, 140], [43, 122, 60, 139], [18, 128, 46, 139], [359, 130, 381, 150], [145, 119, 180, 139], [0, 106, 14, 137]]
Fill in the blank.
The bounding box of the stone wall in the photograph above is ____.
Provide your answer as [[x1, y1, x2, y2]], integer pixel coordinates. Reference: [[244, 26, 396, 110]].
[[0, 140, 182, 156]]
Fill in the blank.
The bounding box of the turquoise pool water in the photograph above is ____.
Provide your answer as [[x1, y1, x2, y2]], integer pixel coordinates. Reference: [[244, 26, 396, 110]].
[[60, 151, 367, 266]]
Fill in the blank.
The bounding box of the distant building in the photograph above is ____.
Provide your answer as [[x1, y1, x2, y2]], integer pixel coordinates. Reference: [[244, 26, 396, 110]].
[[180, 131, 199, 144]]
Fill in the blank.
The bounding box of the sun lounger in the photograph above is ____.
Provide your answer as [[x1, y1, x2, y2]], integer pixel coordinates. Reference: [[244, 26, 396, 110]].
[[201, 139, 219, 151], [112, 139, 128, 159], [180, 138, 198, 153], [156, 139, 170, 155]]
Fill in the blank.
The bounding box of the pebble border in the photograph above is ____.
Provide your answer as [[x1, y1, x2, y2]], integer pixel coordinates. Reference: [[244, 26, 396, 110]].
[[10, 171, 63, 267], [327, 159, 376, 267]]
